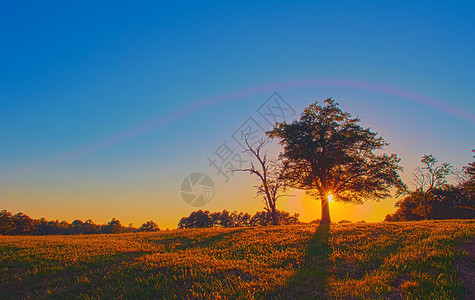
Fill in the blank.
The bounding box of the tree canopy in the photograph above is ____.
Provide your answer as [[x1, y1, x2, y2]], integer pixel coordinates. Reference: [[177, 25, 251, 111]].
[[268, 98, 406, 224], [0, 210, 160, 235], [177, 209, 299, 229], [386, 149, 474, 222], [413, 154, 453, 219]]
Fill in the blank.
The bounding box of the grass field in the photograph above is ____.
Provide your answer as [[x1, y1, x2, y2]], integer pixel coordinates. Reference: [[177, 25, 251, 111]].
[[1, 220, 474, 299]]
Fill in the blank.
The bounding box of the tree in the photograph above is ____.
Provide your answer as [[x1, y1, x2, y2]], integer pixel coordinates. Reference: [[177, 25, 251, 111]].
[[106, 218, 123, 234], [234, 137, 287, 225], [385, 186, 474, 221], [11, 213, 34, 235], [249, 210, 300, 226], [268, 98, 406, 224], [211, 210, 235, 228], [386, 191, 426, 222], [178, 210, 213, 229], [413, 154, 453, 220], [176, 209, 297, 228], [231, 211, 251, 227], [0, 210, 14, 235], [82, 219, 97, 234], [139, 220, 160, 232], [430, 186, 474, 219], [462, 149, 475, 196], [250, 211, 272, 226], [70, 220, 84, 234], [275, 210, 300, 225]]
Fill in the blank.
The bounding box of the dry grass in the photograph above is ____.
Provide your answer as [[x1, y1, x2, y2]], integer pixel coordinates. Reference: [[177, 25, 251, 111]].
[[0, 220, 473, 299]]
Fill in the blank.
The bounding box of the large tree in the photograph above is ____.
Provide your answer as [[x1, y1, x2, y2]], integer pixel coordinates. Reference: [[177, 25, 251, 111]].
[[413, 154, 453, 220], [268, 98, 406, 224]]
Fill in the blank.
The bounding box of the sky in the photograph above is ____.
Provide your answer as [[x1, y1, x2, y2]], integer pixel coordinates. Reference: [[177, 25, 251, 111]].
[[1, 1, 474, 229]]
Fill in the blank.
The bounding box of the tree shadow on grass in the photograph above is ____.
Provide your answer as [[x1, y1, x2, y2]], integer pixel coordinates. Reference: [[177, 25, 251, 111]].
[[268, 224, 331, 299]]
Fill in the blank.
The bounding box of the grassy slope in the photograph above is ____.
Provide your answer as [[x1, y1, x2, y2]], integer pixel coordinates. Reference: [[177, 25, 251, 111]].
[[0, 220, 474, 299]]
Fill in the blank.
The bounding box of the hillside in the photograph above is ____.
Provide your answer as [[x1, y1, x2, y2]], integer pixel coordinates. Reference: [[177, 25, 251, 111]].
[[1, 220, 474, 299]]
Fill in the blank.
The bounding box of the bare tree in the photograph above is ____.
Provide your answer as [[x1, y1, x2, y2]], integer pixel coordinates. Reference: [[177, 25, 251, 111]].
[[234, 136, 286, 225], [413, 154, 453, 220]]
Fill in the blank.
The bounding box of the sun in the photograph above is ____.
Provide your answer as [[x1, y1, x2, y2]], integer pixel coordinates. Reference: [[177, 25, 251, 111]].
[[328, 194, 333, 202]]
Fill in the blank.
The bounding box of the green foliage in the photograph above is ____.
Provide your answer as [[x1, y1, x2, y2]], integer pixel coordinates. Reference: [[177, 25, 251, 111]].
[[178, 210, 214, 229], [413, 153, 454, 219], [385, 186, 474, 221], [0, 210, 14, 235], [417, 154, 453, 192], [387, 151, 475, 222], [249, 210, 300, 226], [177, 209, 299, 229], [462, 149, 475, 196], [0, 210, 154, 235], [268, 98, 406, 223], [139, 221, 160, 232], [104, 218, 123, 234], [268, 98, 406, 202], [10, 213, 35, 235]]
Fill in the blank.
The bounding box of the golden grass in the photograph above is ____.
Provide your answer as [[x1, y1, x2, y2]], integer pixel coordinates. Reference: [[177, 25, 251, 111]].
[[0, 220, 473, 299]]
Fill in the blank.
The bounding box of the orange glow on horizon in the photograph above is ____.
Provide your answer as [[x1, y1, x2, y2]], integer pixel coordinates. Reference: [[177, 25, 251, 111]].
[[280, 190, 398, 223]]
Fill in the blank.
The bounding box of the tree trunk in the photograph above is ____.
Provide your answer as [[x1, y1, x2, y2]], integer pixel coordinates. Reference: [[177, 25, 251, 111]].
[[320, 195, 331, 224], [266, 195, 278, 226], [423, 193, 429, 220], [271, 208, 278, 226]]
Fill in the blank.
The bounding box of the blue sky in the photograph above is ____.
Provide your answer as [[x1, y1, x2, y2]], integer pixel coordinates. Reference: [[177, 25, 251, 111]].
[[1, 1, 474, 228]]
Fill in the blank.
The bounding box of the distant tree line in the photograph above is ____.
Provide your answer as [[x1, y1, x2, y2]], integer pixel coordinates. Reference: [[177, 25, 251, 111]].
[[385, 187, 474, 221], [0, 211, 159, 235], [385, 151, 475, 222], [178, 209, 300, 229], [0, 208, 301, 235]]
